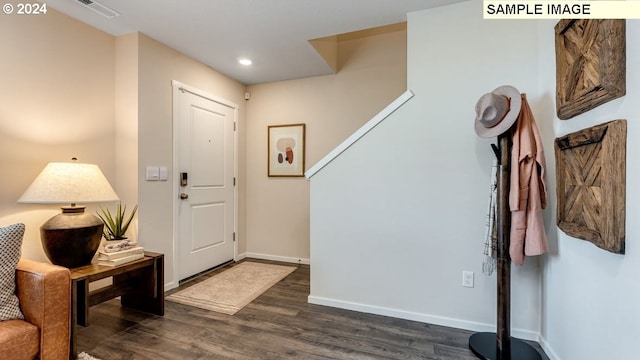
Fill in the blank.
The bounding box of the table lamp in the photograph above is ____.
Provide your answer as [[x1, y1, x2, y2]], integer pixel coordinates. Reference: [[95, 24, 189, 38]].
[[18, 160, 120, 268]]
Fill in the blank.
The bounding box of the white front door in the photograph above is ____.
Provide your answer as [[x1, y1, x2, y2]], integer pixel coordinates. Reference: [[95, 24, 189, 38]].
[[173, 81, 236, 281]]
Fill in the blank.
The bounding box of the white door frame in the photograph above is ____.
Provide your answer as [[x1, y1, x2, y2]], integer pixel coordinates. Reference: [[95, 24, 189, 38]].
[[171, 80, 238, 288]]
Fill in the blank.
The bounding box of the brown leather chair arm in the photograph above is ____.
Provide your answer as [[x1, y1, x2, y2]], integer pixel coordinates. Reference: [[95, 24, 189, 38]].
[[16, 259, 71, 360]]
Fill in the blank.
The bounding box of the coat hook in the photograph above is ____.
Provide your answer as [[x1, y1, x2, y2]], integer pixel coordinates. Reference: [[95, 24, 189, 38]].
[[491, 143, 500, 160]]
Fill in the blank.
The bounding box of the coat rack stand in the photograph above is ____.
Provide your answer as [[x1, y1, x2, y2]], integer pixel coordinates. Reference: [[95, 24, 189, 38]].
[[468, 133, 542, 360]]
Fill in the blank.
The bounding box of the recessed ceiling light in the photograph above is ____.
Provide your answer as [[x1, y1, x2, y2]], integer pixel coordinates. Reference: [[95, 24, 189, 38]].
[[238, 58, 253, 66]]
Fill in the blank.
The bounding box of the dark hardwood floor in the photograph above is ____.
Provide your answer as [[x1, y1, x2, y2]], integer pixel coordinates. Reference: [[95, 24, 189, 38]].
[[77, 260, 549, 360]]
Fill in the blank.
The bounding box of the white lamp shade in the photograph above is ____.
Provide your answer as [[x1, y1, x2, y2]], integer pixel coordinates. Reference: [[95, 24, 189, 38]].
[[18, 162, 120, 204]]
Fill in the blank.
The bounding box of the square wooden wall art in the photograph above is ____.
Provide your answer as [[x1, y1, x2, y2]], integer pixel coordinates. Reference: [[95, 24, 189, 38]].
[[555, 19, 626, 120], [555, 119, 626, 254]]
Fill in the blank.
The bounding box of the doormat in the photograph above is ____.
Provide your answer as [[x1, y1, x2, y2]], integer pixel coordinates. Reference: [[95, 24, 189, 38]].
[[166, 261, 296, 315]]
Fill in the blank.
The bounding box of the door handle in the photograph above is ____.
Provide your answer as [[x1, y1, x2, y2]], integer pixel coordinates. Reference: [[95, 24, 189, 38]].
[[180, 193, 189, 200]]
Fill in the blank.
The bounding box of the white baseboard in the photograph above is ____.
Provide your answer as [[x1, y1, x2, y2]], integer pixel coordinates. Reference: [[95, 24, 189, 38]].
[[538, 335, 561, 360], [164, 281, 178, 291], [240, 252, 310, 265], [308, 295, 540, 342]]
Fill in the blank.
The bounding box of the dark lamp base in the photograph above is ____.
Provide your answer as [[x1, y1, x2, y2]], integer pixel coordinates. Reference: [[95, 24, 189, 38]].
[[40, 208, 103, 268]]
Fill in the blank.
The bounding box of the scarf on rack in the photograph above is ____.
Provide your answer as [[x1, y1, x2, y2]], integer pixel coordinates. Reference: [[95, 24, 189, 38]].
[[482, 159, 498, 275]]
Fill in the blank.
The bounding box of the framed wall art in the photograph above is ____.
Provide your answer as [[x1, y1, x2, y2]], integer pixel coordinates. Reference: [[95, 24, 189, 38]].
[[268, 123, 306, 177], [555, 119, 626, 254], [555, 19, 626, 120]]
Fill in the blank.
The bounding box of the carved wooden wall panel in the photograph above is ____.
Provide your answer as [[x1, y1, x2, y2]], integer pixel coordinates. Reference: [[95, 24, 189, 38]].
[[555, 120, 626, 254], [555, 19, 626, 120]]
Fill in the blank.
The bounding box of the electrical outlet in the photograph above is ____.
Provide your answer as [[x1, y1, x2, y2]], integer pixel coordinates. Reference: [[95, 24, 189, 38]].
[[462, 271, 474, 288]]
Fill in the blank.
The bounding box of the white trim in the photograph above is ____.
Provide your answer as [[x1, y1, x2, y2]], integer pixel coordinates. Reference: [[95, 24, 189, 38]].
[[305, 90, 414, 179], [307, 295, 540, 342], [539, 335, 561, 360], [164, 281, 178, 292], [233, 107, 239, 262], [171, 80, 239, 109], [241, 252, 310, 265], [171, 82, 181, 290], [171, 80, 239, 286]]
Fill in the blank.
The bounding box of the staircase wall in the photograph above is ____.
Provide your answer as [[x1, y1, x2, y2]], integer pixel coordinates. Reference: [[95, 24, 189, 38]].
[[308, 1, 544, 338]]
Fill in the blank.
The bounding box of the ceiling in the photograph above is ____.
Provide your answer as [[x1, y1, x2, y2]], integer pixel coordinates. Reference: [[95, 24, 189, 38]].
[[45, 0, 463, 85]]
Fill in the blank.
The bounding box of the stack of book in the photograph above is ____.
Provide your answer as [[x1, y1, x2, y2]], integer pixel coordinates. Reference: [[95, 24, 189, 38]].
[[97, 246, 145, 266]]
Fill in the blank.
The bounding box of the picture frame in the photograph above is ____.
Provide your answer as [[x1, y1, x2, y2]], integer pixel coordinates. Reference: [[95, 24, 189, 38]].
[[268, 123, 306, 177], [554, 119, 626, 254], [555, 19, 626, 120]]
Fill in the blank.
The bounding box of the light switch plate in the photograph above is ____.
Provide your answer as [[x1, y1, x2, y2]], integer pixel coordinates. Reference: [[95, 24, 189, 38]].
[[146, 166, 160, 181], [462, 271, 474, 288], [159, 166, 168, 181]]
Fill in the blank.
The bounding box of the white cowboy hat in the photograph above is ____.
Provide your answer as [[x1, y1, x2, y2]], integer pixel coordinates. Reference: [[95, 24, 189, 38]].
[[474, 85, 522, 138]]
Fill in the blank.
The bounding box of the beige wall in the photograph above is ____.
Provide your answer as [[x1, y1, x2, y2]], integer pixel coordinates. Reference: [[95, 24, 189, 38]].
[[0, 4, 115, 261], [245, 25, 407, 262], [2, 5, 403, 285], [114, 33, 140, 218], [137, 34, 247, 287], [0, 8, 246, 286]]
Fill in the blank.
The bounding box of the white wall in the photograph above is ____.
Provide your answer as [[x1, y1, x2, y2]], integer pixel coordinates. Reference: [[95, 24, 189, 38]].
[[309, 1, 543, 339], [538, 19, 640, 360], [310, 2, 640, 359]]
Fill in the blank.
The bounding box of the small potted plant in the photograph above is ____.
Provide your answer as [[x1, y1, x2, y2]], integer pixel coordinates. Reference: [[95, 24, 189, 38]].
[[97, 202, 138, 241]]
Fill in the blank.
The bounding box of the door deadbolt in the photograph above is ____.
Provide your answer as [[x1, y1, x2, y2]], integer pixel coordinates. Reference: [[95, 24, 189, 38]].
[[180, 193, 189, 200], [180, 172, 188, 187]]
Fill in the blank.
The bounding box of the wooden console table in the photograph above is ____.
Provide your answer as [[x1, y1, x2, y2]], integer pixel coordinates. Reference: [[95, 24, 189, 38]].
[[69, 251, 164, 359]]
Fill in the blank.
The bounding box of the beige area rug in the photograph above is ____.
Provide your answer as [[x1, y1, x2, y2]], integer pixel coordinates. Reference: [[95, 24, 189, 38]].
[[166, 261, 296, 315], [77, 352, 102, 360]]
